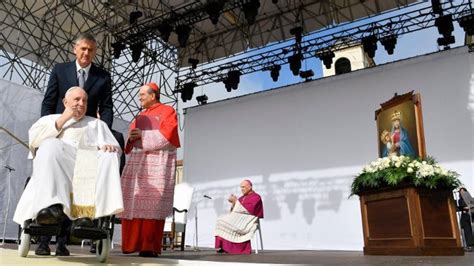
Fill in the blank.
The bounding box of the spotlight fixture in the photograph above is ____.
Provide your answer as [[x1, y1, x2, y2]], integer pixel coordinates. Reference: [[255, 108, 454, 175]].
[[242, 0, 261, 25], [288, 52, 302, 76], [181, 82, 196, 102], [205, 1, 224, 25], [129, 10, 143, 25], [380, 34, 397, 55], [435, 14, 455, 47], [270, 65, 281, 82], [316, 50, 335, 69], [299, 70, 314, 80], [290, 26, 304, 43], [196, 94, 208, 105], [176, 25, 192, 47], [130, 42, 144, 63], [111, 41, 125, 59], [458, 13, 474, 35], [431, 0, 443, 16], [188, 58, 199, 69], [157, 22, 172, 42], [362, 35, 378, 59], [224, 70, 241, 92]]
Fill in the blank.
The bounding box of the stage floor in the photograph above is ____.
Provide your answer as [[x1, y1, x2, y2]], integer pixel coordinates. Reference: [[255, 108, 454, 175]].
[[1, 243, 473, 265]]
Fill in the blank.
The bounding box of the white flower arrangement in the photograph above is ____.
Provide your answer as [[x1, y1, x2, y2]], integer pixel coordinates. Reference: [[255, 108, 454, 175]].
[[351, 155, 461, 196]]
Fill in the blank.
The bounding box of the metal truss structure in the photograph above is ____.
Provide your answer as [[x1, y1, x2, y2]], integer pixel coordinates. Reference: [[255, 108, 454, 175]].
[[176, 0, 474, 89], [1, 0, 471, 120], [0, 0, 179, 121]]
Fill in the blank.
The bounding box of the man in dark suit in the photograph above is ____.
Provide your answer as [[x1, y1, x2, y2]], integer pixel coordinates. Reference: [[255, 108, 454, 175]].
[[35, 33, 114, 256], [41, 32, 113, 128]]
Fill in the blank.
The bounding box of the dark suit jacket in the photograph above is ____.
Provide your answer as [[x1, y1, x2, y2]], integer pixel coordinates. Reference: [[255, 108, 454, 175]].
[[41, 61, 113, 128], [110, 129, 126, 175]]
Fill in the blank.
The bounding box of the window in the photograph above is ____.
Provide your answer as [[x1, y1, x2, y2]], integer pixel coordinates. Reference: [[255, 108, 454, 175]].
[[335, 57, 351, 75]]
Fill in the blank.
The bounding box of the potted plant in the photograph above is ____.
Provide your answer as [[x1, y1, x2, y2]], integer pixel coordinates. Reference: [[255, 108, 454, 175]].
[[352, 155, 464, 256], [351, 155, 462, 196]]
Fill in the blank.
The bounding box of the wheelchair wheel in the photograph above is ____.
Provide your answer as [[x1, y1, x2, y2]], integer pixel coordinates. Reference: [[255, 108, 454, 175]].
[[18, 230, 31, 257], [95, 235, 110, 263]]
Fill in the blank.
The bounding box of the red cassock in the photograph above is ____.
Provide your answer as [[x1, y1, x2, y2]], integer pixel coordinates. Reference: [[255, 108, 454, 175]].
[[121, 102, 180, 255]]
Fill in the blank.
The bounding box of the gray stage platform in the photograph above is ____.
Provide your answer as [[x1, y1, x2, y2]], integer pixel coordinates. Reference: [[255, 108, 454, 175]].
[[1, 243, 473, 265]]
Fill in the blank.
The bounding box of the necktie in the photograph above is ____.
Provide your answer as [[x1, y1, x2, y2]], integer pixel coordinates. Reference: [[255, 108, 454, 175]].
[[78, 69, 85, 88]]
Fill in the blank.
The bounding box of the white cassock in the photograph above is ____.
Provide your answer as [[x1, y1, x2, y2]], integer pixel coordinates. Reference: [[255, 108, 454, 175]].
[[13, 115, 124, 225]]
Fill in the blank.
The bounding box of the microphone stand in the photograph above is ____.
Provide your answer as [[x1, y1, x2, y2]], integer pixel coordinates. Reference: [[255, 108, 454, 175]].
[[193, 195, 212, 252], [1, 165, 15, 246], [193, 198, 204, 251]]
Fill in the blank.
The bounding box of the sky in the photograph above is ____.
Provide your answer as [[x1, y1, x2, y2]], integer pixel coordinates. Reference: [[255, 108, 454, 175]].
[[0, 0, 469, 146], [177, 1, 468, 109], [172, 1, 469, 159]]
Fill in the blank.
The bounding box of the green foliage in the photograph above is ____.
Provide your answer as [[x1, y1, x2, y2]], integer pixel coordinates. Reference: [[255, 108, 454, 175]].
[[350, 155, 462, 196]]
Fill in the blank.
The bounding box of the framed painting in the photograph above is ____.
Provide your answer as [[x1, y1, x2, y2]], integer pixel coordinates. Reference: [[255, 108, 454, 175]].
[[375, 91, 426, 158]]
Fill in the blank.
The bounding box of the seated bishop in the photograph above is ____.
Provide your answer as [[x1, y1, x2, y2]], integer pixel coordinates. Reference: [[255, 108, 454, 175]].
[[215, 179, 264, 254]]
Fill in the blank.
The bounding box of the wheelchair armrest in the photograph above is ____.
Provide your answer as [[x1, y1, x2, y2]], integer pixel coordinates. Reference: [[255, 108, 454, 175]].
[[173, 207, 188, 213]]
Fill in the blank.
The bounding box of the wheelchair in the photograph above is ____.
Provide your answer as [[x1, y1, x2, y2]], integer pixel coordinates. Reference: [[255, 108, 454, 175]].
[[17, 131, 125, 262], [18, 214, 114, 263], [16, 178, 116, 262]]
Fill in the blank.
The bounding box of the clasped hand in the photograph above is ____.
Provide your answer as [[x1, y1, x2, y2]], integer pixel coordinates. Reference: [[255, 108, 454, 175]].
[[129, 128, 142, 141], [228, 194, 237, 204]]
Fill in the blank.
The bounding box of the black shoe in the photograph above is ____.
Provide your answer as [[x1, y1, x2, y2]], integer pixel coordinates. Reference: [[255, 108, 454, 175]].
[[89, 242, 96, 254], [35, 244, 51, 256], [55, 245, 70, 256], [139, 251, 158, 257], [73, 217, 94, 228], [36, 204, 65, 225], [217, 248, 227, 254]]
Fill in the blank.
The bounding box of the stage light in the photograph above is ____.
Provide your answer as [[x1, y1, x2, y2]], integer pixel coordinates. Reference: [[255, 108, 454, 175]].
[[458, 13, 474, 36], [130, 42, 144, 63], [196, 94, 208, 105], [242, 0, 261, 25], [380, 34, 397, 55], [288, 53, 302, 76], [362, 35, 378, 59], [437, 37, 455, 47], [270, 65, 281, 82], [435, 14, 455, 47], [205, 1, 224, 25], [129, 10, 143, 25], [188, 58, 199, 69], [111, 41, 125, 59], [290, 26, 303, 43], [224, 70, 241, 92], [431, 0, 443, 15], [176, 25, 192, 47], [181, 82, 196, 102], [157, 22, 172, 42], [316, 50, 335, 69], [299, 69, 314, 80]]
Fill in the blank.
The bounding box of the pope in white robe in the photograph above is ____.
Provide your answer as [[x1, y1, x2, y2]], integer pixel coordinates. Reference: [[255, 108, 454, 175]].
[[13, 87, 124, 225]]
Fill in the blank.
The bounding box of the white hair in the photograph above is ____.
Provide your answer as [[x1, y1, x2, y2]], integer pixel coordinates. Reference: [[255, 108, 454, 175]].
[[64, 86, 86, 99]]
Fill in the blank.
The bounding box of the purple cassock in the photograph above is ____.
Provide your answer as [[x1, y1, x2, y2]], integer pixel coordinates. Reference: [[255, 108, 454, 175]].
[[215, 191, 264, 254]]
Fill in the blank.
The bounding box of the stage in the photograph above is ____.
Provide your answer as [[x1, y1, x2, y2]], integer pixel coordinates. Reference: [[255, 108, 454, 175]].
[[1, 243, 473, 265]]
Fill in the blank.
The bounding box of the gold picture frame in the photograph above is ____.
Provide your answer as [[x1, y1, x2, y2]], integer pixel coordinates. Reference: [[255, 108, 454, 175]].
[[375, 91, 426, 158]]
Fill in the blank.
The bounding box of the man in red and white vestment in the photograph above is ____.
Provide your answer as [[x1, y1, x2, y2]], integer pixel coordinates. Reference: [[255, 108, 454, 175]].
[[120, 82, 180, 257]]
